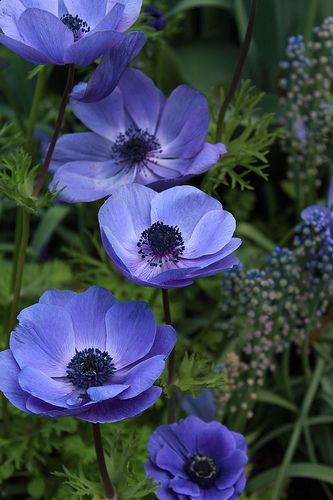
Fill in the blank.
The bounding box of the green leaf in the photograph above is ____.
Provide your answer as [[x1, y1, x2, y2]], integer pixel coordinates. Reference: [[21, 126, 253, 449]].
[[31, 206, 70, 257], [27, 477, 45, 499], [248, 463, 333, 492], [236, 223, 276, 252], [171, 353, 224, 395], [168, 0, 233, 16], [256, 389, 298, 413]]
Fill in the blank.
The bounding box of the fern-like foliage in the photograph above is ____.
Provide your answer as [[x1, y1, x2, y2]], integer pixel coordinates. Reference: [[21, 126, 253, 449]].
[[203, 81, 281, 193]]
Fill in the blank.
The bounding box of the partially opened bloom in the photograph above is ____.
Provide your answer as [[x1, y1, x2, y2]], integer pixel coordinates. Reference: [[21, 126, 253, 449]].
[[0, 0, 143, 66], [301, 177, 333, 235], [49, 68, 226, 202], [0, 286, 175, 423], [145, 416, 248, 499], [98, 184, 241, 288]]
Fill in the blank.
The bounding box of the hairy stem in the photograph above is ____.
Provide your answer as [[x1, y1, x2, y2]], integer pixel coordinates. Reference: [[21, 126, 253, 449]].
[[33, 64, 75, 197], [162, 289, 177, 422], [215, 0, 258, 141], [92, 424, 117, 500]]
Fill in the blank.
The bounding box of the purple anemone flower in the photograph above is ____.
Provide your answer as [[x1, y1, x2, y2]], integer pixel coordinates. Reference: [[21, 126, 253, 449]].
[[0, 0, 143, 66], [0, 286, 175, 423], [98, 184, 241, 289], [145, 416, 248, 499], [49, 68, 226, 202], [301, 177, 333, 235]]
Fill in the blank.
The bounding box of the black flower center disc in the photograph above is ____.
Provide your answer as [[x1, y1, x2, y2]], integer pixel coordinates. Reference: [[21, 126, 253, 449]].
[[112, 127, 161, 167], [185, 455, 218, 488], [137, 221, 185, 267], [66, 348, 115, 390], [61, 14, 91, 41]]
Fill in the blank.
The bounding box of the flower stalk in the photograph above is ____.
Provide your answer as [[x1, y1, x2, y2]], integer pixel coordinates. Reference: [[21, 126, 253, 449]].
[[162, 289, 177, 423], [33, 64, 75, 197], [215, 0, 258, 140], [92, 424, 117, 500]]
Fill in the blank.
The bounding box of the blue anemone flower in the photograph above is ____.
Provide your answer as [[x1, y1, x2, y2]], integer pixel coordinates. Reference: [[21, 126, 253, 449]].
[[145, 416, 248, 499], [98, 184, 241, 289], [0, 286, 175, 423], [50, 68, 226, 202], [0, 0, 144, 66]]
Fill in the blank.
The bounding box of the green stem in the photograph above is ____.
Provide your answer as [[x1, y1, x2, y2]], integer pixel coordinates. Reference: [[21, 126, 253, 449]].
[[33, 64, 75, 197], [282, 348, 293, 402], [215, 0, 257, 140], [162, 289, 177, 423], [92, 424, 117, 499], [26, 66, 47, 156], [4, 208, 30, 346], [271, 357, 325, 500]]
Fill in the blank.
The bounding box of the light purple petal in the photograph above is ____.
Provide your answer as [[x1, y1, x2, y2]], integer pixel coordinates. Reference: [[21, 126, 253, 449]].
[[51, 160, 132, 203], [51, 133, 112, 172], [64, 30, 124, 66], [18, 366, 73, 407], [0, 0, 26, 40], [145, 460, 171, 484], [62, 286, 116, 352], [157, 85, 209, 158], [118, 68, 164, 132], [63, 0, 107, 27], [105, 301, 156, 369], [204, 487, 234, 500], [106, 0, 142, 31], [0, 349, 31, 413], [156, 446, 185, 476], [76, 385, 161, 423], [113, 355, 166, 399], [184, 210, 236, 258], [216, 450, 248, 489], [99, 184, 155, 245], [186, 142, 227, 176], [87, 384, 129, 402], [169, 478, 200, 497], [150, 186, 222, 241], [11, 304, 75, 377], [188, 253, 240, 279], [39, 289, 76, 307], [21, 0, 58, 14], [197, 423, 236, 461], [0, 33, 55, 64], [142, 324, 176, 360], [18, 8, 72, 64], [72, 31, 145, 103], [71, 87, 126, 140]]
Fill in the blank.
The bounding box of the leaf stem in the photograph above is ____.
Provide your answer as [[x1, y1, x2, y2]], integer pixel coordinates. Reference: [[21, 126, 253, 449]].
[[271, 357, 325, 500], [33, 64, 75, 197], [162, 289, 177, 422], [215, 0, 258, 141], [4, 207, 30, 346], [92, 424, 117, 500]]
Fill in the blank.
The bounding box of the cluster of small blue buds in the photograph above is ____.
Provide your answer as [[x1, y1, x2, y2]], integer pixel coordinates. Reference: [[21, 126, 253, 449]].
[[279, 17, 333, 207], [219, 209, 333, 419]]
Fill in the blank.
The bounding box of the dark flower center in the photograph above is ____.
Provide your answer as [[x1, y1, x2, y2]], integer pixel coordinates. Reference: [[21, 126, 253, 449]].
[[137, 221, 185, 267], [60, 14, 91, 41], [66, 348, 115, 390], [112, 127, 161, 168], [185, 455, 218, 489]]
